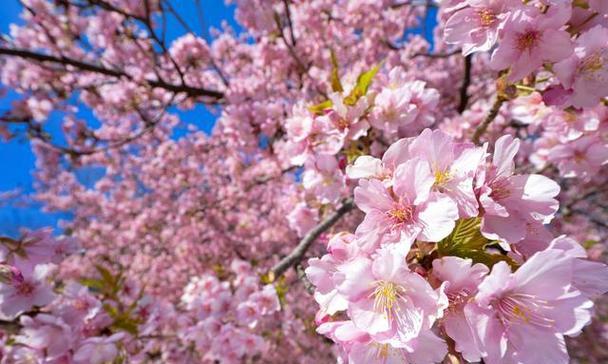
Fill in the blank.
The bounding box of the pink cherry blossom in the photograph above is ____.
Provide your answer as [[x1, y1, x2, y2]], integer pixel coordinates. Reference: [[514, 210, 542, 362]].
[[477, 135, 560, 243], [369, 68, 418, 134], [15, 314, 73, 360], [337, 245, 447, 344], [444, 0, 520, 55], [0, 1, 608, 363], [73, 333, 125, 364], [354, 158, 458, 247], [547, 134, 608, 180], [346, 137, 413, 182], [306, 233, 361, 317], [287, 202, 319, 237], [408, 128, 484, 217], [0, 264, 54, 318], [490, 5, 573, 82], [432, 257, 489, 361], [467, 249, 594, 364], [554, 25, 608, 108]]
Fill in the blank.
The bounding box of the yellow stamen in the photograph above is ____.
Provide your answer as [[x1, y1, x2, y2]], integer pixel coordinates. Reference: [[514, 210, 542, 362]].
[[434, 169, 451, 187], [478, 9, 497, 27], [375, 343, 391, 359], [387, 206, 414, 224], [373, 281, 400, 314]]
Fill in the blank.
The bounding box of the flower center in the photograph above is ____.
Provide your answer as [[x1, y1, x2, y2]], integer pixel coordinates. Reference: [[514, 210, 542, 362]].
[[387, 204, 414, 225], [516, 30, 540, 52], [493, 293, 555, 328], [489, 178, 511, 201], [447, 287, 472, 312], [373, 281, 402, 314], [16, 281, 35, 296], [579, 50, 608, 81], [581, 51, 606, 73], [374, 343, 391, 359], [73, 299, 90, 311], [434, 169, 451, 187], [573, 150, 586, 162], [477, 9, 497, 27]]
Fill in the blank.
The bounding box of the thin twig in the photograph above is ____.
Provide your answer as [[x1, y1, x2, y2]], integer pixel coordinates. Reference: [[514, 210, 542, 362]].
[[282, 0, 297, 46], [268, 198, 354, 280], [0, 47, 224, 100], [295, 264, 315, 295], [471, 97, 505, 145]]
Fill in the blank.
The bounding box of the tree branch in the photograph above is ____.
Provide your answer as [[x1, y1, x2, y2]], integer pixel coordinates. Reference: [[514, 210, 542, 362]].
[[471, 96, 505, 145], [457, 54, 472, 113], [268, 198, 354, 280], [295, 264, 315, 295], [282, 0, 297, 47], [0, 47, 224, 100]]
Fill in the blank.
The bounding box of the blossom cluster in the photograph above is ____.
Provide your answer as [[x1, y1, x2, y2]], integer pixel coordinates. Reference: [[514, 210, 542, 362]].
[[284, 67, 440, 232], [443, 0, 608, 107], [0, 230, 291, 364], [179, 260, 281, 363], [307, 130, 608, 363], [0, 0, 607, 363], [0, 230, 134, 363]]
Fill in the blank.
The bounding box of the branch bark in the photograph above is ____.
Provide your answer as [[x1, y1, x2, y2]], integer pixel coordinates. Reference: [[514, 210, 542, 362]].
[[471, 97, 505, 145], [0, 47, 224, 100], [295, 264, 315, 294], [457, 54, 472, 113], [268, 198, 354, 280]]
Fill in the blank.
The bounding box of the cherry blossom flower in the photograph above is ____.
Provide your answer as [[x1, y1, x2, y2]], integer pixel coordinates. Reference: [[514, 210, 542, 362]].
[[554, 25, 608, 108], [354, 158, 459, 247], [477, 135, 560, 243], [444, 0, 520, 55], [432, 257, 489, 362], [337, 245, 447, 344], [409, 128, 484, 217], [547, 134, 608, 180], [490, 5, 573, 82], [73, 333, 125, 364], [0, 264, 54, 318], [466, 249, 594, 364]]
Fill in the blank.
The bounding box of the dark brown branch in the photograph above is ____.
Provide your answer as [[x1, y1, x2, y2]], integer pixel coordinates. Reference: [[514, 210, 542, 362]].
[[0, 47, 224, 100], [282, 0, 297, 46], [457, 54, 472, 113], [268, 198, 354, 280], [0, 319, 21, 334], [273, 13, 308, 75], [409, 50, 459, 59], [471, 97, 505, 145], [89, 0, 146, 21]]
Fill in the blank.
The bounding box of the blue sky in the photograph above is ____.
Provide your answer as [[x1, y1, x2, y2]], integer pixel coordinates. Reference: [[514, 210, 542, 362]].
[[0, 2, 437, 237]]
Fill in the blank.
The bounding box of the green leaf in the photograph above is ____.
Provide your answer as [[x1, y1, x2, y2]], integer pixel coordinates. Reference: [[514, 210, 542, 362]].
[[582, 239, 598, 249], [274, 276, 288, 307], [308, 99, 333, 115], [438, 218, 518, 269], [104, 303, 140, 336], [95, 264, 116, 286], [111, 317, 139, 336], [330, 49, 343, 93], [103, 303, 119, 319], [79, 278, 105, 292], [344, 65, 379, 106]]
